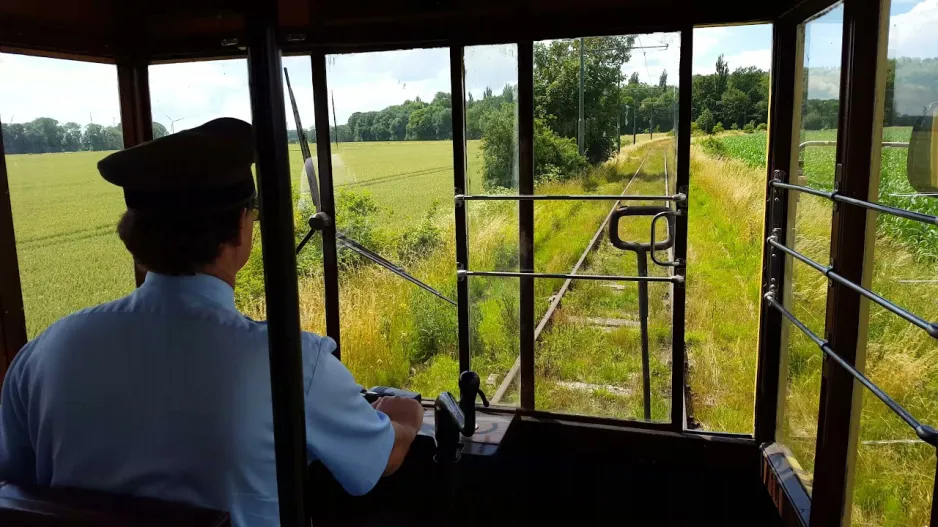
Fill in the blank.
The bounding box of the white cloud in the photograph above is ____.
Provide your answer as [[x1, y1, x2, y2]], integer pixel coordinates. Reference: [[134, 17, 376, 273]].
[[889, 0, 938, 59], [0, 53, 121, 126]]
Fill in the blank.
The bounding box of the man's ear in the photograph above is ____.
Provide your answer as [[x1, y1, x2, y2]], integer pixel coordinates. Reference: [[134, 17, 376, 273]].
[[235, 208, 251, 248]]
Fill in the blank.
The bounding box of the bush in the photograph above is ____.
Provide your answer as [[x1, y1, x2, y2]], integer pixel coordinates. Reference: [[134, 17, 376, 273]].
[[335, 189, 385, 269], [802, 111, 824, 130], [696, 108, 715, 135], [730, 122, 739, 131], [398, 203, 442, 263], [481, 104, 587, 189], [690, 121, 703, 136], [700, 136, 728, 158], [534, 118, 588, 183], [713, 122, 725, 134], [743, 121, 755, 134], [756, 122, 768, 131]]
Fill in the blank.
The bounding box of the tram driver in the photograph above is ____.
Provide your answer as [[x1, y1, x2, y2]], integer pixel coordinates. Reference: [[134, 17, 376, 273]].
[[0, 118, 425, 526]]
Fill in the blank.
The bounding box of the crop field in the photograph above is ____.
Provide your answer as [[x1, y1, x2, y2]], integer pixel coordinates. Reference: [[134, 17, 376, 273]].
[[5, 128, 937, 524], [702, 128, 938, 525], [289, 140, 485, 228]]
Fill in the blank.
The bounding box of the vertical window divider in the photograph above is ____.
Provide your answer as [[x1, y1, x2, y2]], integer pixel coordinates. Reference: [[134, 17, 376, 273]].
[[116, 58, 153, 287], [518, 40, 536, 410], [810, 0, 890, 524], [0, 119, 26, 385], [450, 45, 471, 375], [755, 20, 800, 445], [310, 51, 342, 356], [672, 27, 692, 430]]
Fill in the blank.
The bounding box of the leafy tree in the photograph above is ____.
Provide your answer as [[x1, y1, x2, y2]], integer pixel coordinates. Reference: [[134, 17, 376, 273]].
[[533, 36, 635, 163], [628, 72, 640, 85], [152, 122, 169, 139], [62, 122, 82, 151], [713, 122, 725, 134], [81, 123, 108, 151], [721, 87, 749, 129], [658, 70, 668, 89], [696, 108, 715, 134], [715, 54, 729, 95]]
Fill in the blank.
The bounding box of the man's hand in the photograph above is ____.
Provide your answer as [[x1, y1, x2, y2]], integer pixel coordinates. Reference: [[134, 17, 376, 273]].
[[371, 396, 425, 476], [372, 396, 424, 431]]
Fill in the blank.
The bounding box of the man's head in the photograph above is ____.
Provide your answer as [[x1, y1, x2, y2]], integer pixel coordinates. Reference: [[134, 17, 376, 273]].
[[97, 118, 257, 282]]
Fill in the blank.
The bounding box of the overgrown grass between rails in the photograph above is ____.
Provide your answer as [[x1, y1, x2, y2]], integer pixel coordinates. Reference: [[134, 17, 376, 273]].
[[243, 140, 671, 401]]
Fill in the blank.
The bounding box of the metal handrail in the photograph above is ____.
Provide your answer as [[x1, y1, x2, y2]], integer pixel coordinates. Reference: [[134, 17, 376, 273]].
[[767, 236, 938, 338], [769, 180, 938, 226], [764, 293, 938, 447], [459, 270, 683, 283], [456, 193, 686, 202]]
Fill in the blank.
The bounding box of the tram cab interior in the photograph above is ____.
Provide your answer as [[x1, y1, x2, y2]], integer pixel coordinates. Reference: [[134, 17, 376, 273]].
[[2, 0, 938, 525]]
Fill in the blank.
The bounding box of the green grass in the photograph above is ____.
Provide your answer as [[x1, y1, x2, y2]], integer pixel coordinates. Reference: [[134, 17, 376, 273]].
[[701, 129, 938, 525], [8, 132, 937, 525], [6, 151, 135, 337], [289, 140, 485, 229]]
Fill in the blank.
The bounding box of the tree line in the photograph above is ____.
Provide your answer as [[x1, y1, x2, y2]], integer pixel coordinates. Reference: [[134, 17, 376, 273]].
[[2, 119, 169, 154]]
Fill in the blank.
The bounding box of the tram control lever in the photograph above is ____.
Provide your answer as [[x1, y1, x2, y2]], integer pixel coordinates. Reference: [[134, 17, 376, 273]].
[[434, 371, 489, 464]]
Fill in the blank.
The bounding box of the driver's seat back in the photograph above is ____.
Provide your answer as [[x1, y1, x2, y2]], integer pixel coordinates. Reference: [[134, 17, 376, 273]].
[[0, 481, 230, 526]]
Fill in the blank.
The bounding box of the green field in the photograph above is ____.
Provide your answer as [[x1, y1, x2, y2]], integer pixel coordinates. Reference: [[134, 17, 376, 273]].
[[703, 128, 938, 525], [6, 130, 936, 525]]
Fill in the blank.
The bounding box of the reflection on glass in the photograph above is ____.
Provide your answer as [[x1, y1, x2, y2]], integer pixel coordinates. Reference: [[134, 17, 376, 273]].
[[324, 48, 457, 395], [852, 0, 938, 523], [777, 2, 844, 493], [0, 54, 133, 337]]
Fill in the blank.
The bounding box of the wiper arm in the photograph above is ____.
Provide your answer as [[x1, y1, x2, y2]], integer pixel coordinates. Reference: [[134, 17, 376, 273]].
[[285, 67, 456, 308]]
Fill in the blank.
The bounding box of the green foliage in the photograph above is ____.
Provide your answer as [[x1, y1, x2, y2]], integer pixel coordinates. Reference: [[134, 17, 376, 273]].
[[533, 117, 588, 183], [2, 118, 122, 154], [699, 136, 728, 159], [757, 122, 767, 131], [730, 122, 739, 131], [712, 122, 725, 134], [480, 104, 587, 189], [743, 121, 755, 134], [152, 122, 168, 139], [534, 36, 636, 164], [696, 108, 715, 135], [398, 203, 443, 263], [335, 188, 385, 269]]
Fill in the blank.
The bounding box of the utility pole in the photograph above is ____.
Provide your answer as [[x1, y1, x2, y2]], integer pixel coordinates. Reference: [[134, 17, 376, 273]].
[[578, 37, 585, 156], [632, 104, 636, 146]]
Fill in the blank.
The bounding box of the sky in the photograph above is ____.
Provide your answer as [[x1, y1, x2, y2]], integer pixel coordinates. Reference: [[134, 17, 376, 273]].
[[1, 0, 936, 130]]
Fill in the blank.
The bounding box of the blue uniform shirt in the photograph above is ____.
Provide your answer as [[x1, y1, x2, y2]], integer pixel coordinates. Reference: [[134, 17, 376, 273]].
[[0, 273, 395, 526]]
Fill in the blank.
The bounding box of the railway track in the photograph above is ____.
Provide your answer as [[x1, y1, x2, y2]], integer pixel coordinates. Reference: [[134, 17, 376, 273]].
[[490, 141, 692, 424]]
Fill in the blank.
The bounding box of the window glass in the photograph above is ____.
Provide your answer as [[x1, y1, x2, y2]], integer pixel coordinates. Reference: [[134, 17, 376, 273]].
[[529, 33, 679, 420], [0, 53, 132, 337], [324, 48, 458, 395], [148, 59, 266, 315], [281, 56, 326, 335], [463, 44, 522, 403], [687, 24, 772, 433], [852, 0, 938, 523], [776, 2, 844, 493]]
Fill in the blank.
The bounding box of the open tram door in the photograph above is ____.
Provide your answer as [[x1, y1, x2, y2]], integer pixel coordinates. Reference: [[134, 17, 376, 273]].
[[1, 0, 938, 526]]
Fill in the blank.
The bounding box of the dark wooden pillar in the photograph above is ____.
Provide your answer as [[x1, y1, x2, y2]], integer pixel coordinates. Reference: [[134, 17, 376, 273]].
[[116, 58, 153, 287], [810, 0, 889, 524], [0, 126, 27, 383]]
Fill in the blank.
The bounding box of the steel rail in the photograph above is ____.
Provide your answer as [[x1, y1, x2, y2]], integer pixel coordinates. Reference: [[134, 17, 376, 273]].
[[764, 293, 938, 446], [490, 147, 653, 404], [767, 236, 938, 338]]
